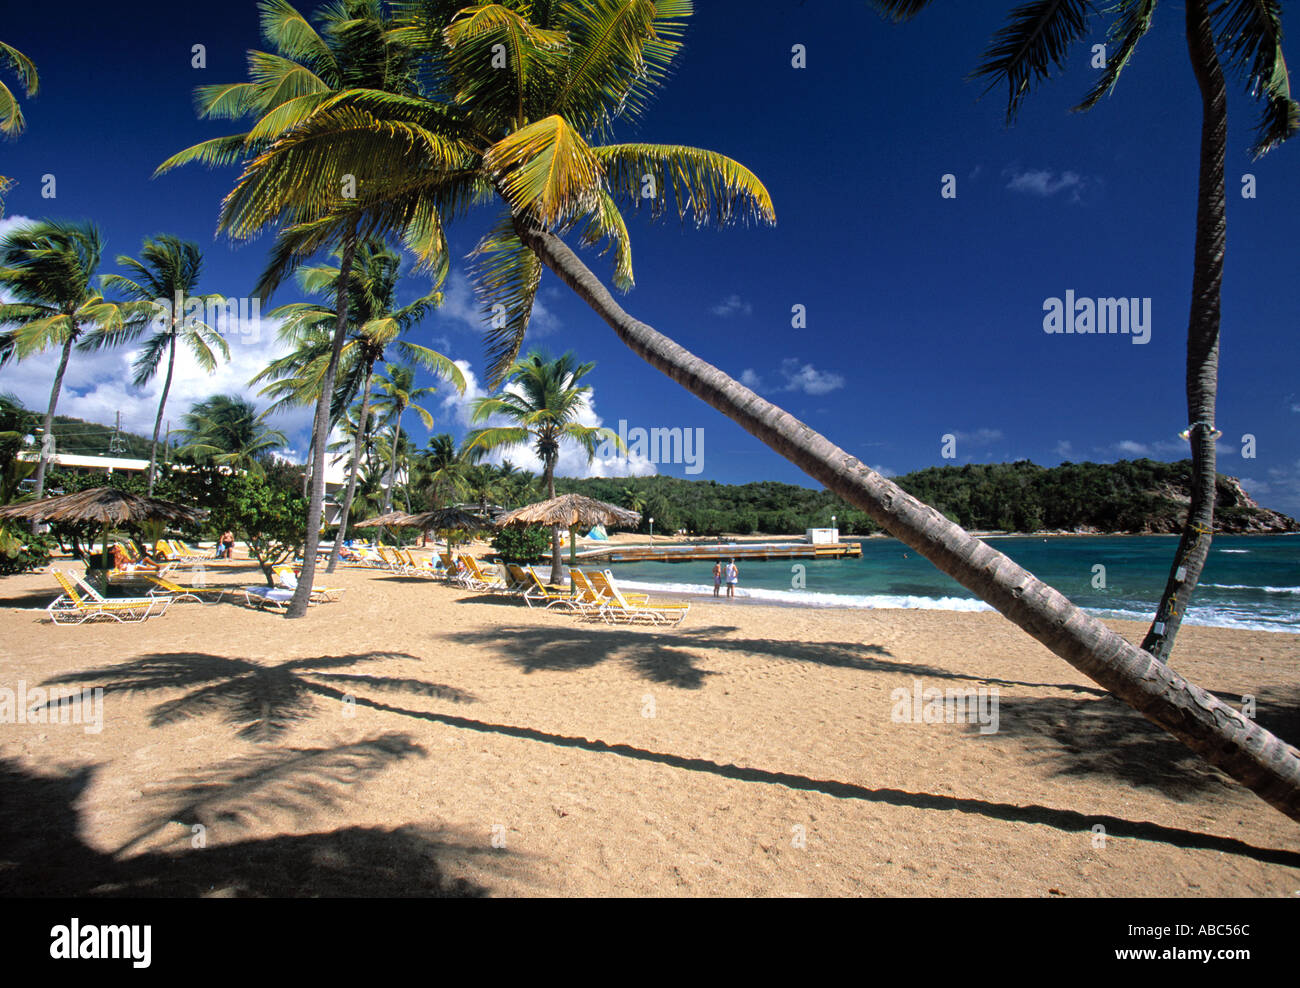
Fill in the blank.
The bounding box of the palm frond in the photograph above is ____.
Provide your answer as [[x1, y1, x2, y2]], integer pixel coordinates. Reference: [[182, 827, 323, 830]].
[[1214, 0, 1300, 155], [593, 142, 776, 227], [468, 214, 543, 386], [970, 0, 1095, 124], [1074, 0, 1159, 111]]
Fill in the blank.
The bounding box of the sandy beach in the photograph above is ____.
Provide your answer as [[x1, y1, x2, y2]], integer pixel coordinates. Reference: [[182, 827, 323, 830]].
[[1, 549, 1297, 897]]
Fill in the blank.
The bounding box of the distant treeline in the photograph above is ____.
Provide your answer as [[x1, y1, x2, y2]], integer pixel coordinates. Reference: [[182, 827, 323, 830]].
[[556, 459, 1297, 536], [46, 416, 155, 460]]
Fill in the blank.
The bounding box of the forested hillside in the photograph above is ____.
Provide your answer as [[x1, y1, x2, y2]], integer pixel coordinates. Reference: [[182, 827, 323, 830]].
[[556, 459, 1298, 536]]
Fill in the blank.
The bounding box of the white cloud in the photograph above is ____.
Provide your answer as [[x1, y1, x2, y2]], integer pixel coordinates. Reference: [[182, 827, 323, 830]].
[[739, 368, 763, 390], [439, 359, 656, 479], [0, 310, 310, 457], [1115, 439, 1151, 456], [710, 294, 752, 318], [776, 358, 844, 396], [869, 464, 897, 478], [953, 428, 1004, 446], [1005, 168, 1087, 201], [1054, 439, 1074, 459], [433, 267, 560, 339]]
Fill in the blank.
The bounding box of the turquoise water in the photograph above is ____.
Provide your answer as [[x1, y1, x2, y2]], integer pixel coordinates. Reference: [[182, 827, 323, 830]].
[[609, 534, 1300, 633]]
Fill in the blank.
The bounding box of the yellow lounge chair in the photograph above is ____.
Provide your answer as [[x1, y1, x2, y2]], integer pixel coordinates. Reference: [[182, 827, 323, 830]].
[[144, 574, 229, 604], [594, 570, 690, 626], [521, 567, 580, 610], [271, 565, 344, 602], [48, 570, 172, 625], [460, 555, 511, 592]]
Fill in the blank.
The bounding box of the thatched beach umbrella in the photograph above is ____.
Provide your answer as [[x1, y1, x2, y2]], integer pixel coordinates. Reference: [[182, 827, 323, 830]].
[[404, 507, 490, 532], [0, 486, 208, 567], [352, 510, 418, 530], [496, 494, 640, 577]]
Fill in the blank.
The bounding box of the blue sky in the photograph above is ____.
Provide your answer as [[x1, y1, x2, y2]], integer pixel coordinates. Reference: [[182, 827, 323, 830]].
[[2, 1, 1297, 513]]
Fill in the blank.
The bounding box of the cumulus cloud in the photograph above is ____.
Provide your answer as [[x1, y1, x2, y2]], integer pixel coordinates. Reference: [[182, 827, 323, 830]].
[[776, 358, 844, 396], [953, 427, 1004, 446], [438, 359, 656, 479], [434, 268, 560, 339], [0, 310, 310, 456], [710, 294, 752, 318], [739, 368, 763, 390], [1004, 168, 1089, 202], [869, 464, 897, 478]]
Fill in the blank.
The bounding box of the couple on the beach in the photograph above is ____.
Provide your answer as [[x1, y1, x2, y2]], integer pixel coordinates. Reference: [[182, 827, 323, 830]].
[[712, 558, 739, 598]]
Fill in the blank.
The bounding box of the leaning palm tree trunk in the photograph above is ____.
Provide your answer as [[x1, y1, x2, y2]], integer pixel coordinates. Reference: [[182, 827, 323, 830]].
[[515, 219, 1300, 823], [327, 363, 375, 574], [383, 413, 403, 515], [287, 230, 357, 619], [146, 334, 178, 496], [1141, 0, 1225, 663], [30, 336, 73, 533]]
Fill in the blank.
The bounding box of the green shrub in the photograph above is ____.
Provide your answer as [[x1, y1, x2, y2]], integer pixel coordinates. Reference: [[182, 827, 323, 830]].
[[491, 526, 551, 563], [0, 530, 56, 575]]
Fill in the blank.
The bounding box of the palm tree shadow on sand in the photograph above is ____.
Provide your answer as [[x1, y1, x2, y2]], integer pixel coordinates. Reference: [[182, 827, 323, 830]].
[[43, 651, 475, 741], [0, 745, 528, 896], [986, 684, 1300, 802], [440, 622, 1111, 696]]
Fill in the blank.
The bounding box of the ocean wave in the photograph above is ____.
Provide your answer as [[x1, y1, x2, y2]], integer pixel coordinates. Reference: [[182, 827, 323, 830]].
[[1203, 584, 1300, 594], [618, 579, 1297, 632], [616, 579, 996, 612], [1216, 549, 1250, 554]]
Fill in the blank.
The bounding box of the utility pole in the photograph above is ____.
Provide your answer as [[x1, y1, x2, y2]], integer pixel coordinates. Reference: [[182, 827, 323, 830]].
[[108, 411, 126, 455]]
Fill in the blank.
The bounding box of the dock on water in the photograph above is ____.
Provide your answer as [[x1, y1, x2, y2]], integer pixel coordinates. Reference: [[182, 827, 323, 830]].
[[576, 540, 862, 563]]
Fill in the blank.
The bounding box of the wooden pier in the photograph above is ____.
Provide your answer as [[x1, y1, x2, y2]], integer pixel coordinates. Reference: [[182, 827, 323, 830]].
[[576, 541, 862, 564]]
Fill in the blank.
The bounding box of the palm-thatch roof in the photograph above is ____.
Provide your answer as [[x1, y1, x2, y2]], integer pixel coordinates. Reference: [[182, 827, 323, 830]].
[[0, 486, 207, 527], [352, 510, 418, 529], [495, 494, 640, 530], [404, 507, 491, 531]]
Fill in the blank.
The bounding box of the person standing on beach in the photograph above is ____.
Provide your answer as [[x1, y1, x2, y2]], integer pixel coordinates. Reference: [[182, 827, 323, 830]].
[[725, 558, 739, 599], [712, 561, 722, 597]]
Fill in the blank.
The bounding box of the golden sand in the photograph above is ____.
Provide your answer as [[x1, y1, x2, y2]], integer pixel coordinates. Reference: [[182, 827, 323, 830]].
[[1, 549, 1297, 897]]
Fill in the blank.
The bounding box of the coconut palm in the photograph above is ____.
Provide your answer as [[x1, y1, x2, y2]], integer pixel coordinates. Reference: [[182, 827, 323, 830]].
[[99, 236, 231, 494], [463, 351, 616, 576], [867, 0, 1299, 664], [0, 220, 127, 522], [0, 39, 38, 215], [209, 2, 1300, 814], [0, 38, 38, 136], [157, 0, 427, 617], [256, 238, 463, 570], [176, 394, 288, 475], [368, 363, 440, 514]]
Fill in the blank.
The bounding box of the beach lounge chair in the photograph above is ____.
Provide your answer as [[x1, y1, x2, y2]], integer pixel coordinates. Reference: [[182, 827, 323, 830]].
[[461, 555, 512, 592], [402, 549, 439, 577], [272, 565, 344, 602], [521, 566, 580, 610], [580, 569, 650, 607], [595, 570, 690, 626], [144, 574, 229, 604], [240, 586, 298, 611], [47, 570, 172, 625]]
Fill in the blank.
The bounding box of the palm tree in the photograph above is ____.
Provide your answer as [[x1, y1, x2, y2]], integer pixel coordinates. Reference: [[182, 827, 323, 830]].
[[369, 363, 439, 514], [257, 238, 463, 570], [866, 0, 1298, 664], [210, 2, 1300, 814], [0, 38, 38, 136], [0, 38, 39, 215], [158, 0, 426, 617], [177, 394, 288, 475], [463, 351, 616, 577], [0, 220, 126, 522], [100, 236, 231, 494]]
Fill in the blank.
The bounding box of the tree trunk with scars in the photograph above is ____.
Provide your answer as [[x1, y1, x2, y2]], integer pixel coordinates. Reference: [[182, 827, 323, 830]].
[[514, 218, 1300, 823], [30, 333, 74, 533], [383, 410, 403, 515], [287, 231, 357, 619], [1141, 0, 1225, 663], [545, 458, 562, 582], [327, 361, 375, 574], [147, 330, 178, 497]]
